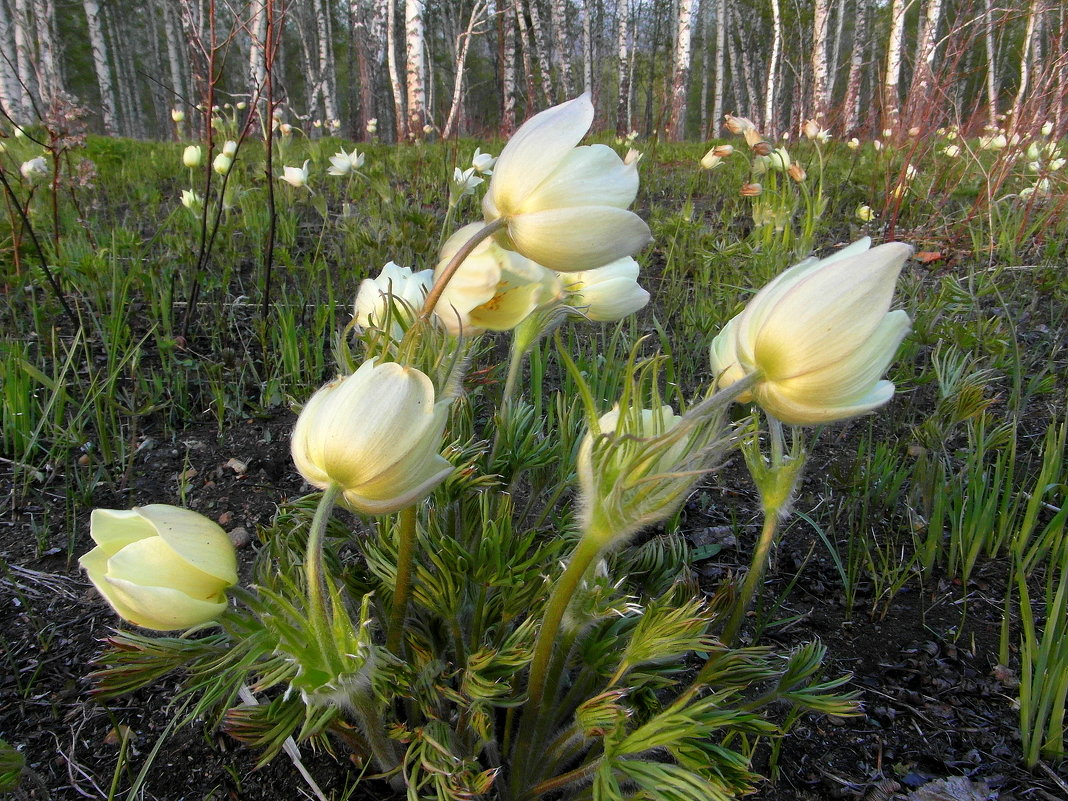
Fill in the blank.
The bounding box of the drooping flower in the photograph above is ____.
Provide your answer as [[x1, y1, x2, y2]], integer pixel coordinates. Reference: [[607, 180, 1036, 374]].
[[291, 360, 453, 514], [708, 238, 912, 425], [353, 262, 434, 339], [482, 93, 651, 272], [280, 160, 310, 188], [79, 505, 237, 631], [432, 222, 562, 336], [471, 147, 497, 174], [564, 258, 650, 322], [328, 148, 365, 176]]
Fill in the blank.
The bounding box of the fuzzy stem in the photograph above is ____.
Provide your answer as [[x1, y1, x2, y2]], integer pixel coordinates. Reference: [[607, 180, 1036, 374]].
[[386, 505, 418, 655], [419, 217, 507, 320], [306, 483, 341, 644], [720, 511, 782, 645]]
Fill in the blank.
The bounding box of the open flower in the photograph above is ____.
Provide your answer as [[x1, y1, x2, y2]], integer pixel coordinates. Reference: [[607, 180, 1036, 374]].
[[565, 258, 649, 322], [354, 261, 434, 339], [291, 360, 453, 514], [708, 238, 912, 425], [79, 505, 237, 631], [471, 147, 497, 174], [432, 223, 562, 335], [450, 167, 484, 205], [280, 160, 310, 188], [482, 93, 651, 272], [328, 148, 365, 176]]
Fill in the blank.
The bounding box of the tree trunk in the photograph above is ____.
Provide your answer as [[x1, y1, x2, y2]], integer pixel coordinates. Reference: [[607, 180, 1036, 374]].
[[441, 0, 486, 139], [516, 0, 537, 110], [31, 0, 59, 107], [384, 0, 406, 139], [164, 2, 186, 106], [883, 0, 908, 129], [549, 0, 572, 98], [907, 0, 943, 126], [527, 0, 555, 105], [811, 0, 830, 120], [726, 2, 745, 115], [615, 0, 630, 135], [699, 0, 708, 136], [1013, 0, 1040, 124], [843, 0, 868, 132], [249, 0, 267, 108], [501, 0, 517, 134], [404, 0, 426, 137], [763, 0, 781, 130], [668, 0, 695, 139], [581, 0, 593, 97], [712, 0, 725, 131], [314, 0, 339, 124], [0, 0, 25, 118], [828, 0, 846, 106], [12, 0, 38, 116], [83, 0, 118, 134]]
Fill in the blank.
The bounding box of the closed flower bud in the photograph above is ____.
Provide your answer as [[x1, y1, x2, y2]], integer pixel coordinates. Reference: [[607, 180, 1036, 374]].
[[942, 144, 961, 158], [483, 93, 651, 272], [182, 145, 202, 168], [236, 101, 247, 110], [222, 140, 237, 157], [787, 163, 807, 182], [700, 152, 723, 170], [353, 261, 433, 339], [724, 114, 756, 135], [740, 182, 762, 197], [171, 108, 185, 123], [712, 144, 734, 157], [908, 127, 920, 137], [79, 505, 237, 631], [708, 238, 912, 425], [432, 223, 562, 335], [471, 147, 497, 174], [291, 360, 454, 514], [847, 137, 861, 150], [856, 204, 874, 221], [565, 257, 650, 322], [751, 140, 773, 157], [212, 152, 232, 175], [180, 189, 203, 213]]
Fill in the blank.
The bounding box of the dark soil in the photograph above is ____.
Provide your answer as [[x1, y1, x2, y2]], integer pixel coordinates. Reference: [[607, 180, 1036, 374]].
[[4, 405, 1066, 801]]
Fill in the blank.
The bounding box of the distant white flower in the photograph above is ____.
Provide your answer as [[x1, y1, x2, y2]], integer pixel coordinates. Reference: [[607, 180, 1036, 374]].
[[180, 189, 203, 214], [471, 147, 497, 174], [1041, 121, 1054, 137], [329, 119, 341, 131], [212, 153, 233, 175], [904, 164, 918, 182], [855, 204, 874, 222], [942, 144, 961, 158], [171, 109, 185, 123], [280, 160, 310, 188], [20, 156, 48, 182], [978, 133, 1007, 151], [366, 118, 378, 134], [236, 102, 247, 110], [449, 167, 484, 206], [222, 140, 237, 157], [1050, 158, 1066, 172], [847, 137, 860, 150], [328, 148, 365, 176], [312, 119, 323, 129], [354, 262, 434, 339]]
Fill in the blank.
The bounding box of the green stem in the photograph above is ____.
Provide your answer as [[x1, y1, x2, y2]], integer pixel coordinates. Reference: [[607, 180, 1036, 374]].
[[511, 534, 603, 792], [350, 683, 400, 775], [720, 511, 782, 646], [419, 217, 507, 321], [386, 505, 418, 655], [521, 757, 603, 801], [306, 483, 342, 644]]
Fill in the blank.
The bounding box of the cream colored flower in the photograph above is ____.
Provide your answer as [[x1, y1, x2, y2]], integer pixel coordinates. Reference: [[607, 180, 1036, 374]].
[[280, 160, 310, 187], [565, 258, 649, 322], [222, 140, 238, 157], [708, 238, 912, 425], [291, 360, 453, 514], [20, 157, 48, 182], [856, 204, 875, 221], [471, 147, 497, 174], [183, 145, 202, 168], [213, 152, 233, 175], [482, 93, 651, 272], [171, 109, 185, 123], [328, 148, 365, 176], [432, 223, 562, 335], [353, 262, 433, 339], [79, 505, 237, 631]]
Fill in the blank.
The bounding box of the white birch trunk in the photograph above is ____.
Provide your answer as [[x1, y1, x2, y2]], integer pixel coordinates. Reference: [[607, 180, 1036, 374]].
[[668, 0, 696, 139], [83, 0, 118, 134], [315, 0, 339, 124], [581, 0, 592, 96], [843, 0, 867, 132], [527, 0, 555, 105], [615, 0, 630, 135], [0, 0, 25, 118], [763, 0, 781, 130], [829, 0, 846, 104], [441, 0, 487, 139], [501, 0, 517, 134], [384, 0, 406, 139], [164, 2, 185, 104], [31, 0, 59, 106], [516, 0, 537, 108], [550, 0, 572, 97], [811, 0, 830, 119], [712, 0, 725, 130], [698, 0, 708, 135], [984, 0, 997, 126], [404, 0, 426, 137], [908, 0, 943, 120], [1013, 0, 1040, 123], [12, 0, 38, 115], [883, 0, 908, 128], [249, 0, 267, 104]]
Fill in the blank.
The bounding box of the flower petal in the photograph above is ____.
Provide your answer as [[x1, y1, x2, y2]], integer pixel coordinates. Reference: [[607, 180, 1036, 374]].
[[756, 379, 897, 425], [105, 535, 229, 599], [134, 504, 237, 584], [90, 509, 154, 555], [104, 577, 228, 631], [506, 206, 652, 272], [520, 145, 639, 213]]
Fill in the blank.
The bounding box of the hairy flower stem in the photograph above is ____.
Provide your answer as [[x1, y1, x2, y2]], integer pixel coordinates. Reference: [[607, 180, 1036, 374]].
[[306, 483, 341, 646], [720, 512, 781, 645], [419, 217, 507, 320], [512, 534, 603, 792], [386, 506, 418, 655]]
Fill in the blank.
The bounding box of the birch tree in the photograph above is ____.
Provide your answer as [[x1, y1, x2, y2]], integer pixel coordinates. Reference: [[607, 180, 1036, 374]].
[[441, 0, 488, 139], [515, 0, 537, 109], [883, 0, 908, 128], [843, 0, 868, 132], [405, 0, 426, 137], [764, 0, 781, 130], [615, 0, 630, 135], [668, 0, 696, 139], [1012, 0, 1041, 124], [549, 0, 572, 97], [527, 0, 555, 105], [500, 0, 517, 135], [0, 0, 26, 118], [12, 0, 38, 115], [711, 0, 726, 130], [31, 0, 60, 107], [83, 0, 118, 134], [907, 0, 943, 125], [385, 0, 406, 139], [811, 0, 830, 119]]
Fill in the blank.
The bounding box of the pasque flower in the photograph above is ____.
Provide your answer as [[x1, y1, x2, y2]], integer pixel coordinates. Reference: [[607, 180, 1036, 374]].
[[354, 261, 434, 339], [20, 157, 48, 182], [79, 505, 237, 631], [280, 160, 310, 188], [432, 222, 562, 335], [471, 147, 496, 174], [565, 257, 649, 322], [708, 238, 912, 425], [182, 145, 202, 168], [482, 93, 651, 272], [212, 152, 232, 175], [291, 360, 453, 514], [328, 148, 365, 176]]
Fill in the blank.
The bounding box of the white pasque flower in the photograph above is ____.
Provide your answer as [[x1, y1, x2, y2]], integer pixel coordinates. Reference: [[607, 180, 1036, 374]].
[[471, 147, 497, 174], [353, 261, 434, 339], [482, 93, 651, 272], [80, 505, 237, 631], [20, 157, 48, 182], [180, 189, 203, 214], [222, 140, 238, 157], [291, 360, 453, 514], [280, 160, 310, 188], [328, 148, 365, 176], [708, 238, 912, 425], [183, 145, 202, 168], [565, 257, 650, 322], [450, 167, 484, 205], [432, 222, 562, 335], [213, 152, 233, 175]]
